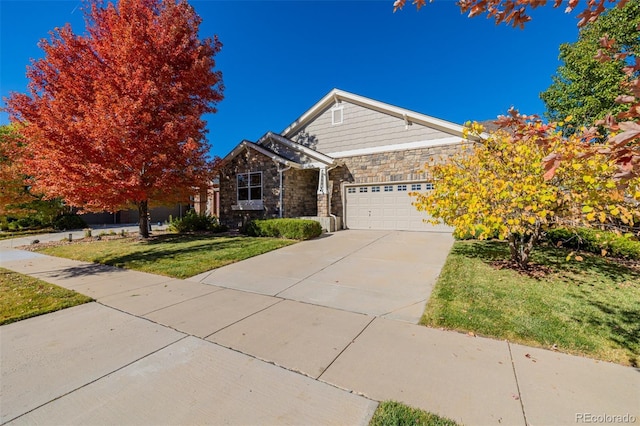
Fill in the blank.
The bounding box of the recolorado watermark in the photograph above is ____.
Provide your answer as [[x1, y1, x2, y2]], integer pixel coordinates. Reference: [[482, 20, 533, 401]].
[[576, 413, 637, 423]]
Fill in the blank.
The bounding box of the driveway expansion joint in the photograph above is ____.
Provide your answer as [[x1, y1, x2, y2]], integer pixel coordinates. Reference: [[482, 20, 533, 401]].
[[508, 341, 529, 426]]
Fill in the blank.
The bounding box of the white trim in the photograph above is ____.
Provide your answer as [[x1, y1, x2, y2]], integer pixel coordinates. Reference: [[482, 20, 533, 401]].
[[232, 200, 264, 210], [258, 132, 336, 166], [345, 179, 430, 187], [326, 137, 465, 158], [222, 141, 302, 169], [281, 89, 468, 138]]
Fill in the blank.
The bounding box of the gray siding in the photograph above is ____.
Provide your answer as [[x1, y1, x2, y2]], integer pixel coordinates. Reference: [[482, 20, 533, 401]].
[[289, 101, 453, 155]]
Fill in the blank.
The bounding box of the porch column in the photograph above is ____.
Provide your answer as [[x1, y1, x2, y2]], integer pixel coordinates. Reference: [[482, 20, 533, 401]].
[[317, 167, 329, 217]]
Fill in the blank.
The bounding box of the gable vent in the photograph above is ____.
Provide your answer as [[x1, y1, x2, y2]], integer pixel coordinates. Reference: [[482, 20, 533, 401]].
[[331, 105, 343, 125]]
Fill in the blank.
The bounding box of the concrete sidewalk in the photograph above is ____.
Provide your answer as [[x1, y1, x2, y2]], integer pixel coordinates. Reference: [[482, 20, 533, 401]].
[[1, 232, 638, 425]]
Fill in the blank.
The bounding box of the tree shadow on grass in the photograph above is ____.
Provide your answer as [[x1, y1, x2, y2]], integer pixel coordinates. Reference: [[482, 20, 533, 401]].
[[454, 240, 640, 282], [91, 235, 285, 275], [568, 291, 640, 368]]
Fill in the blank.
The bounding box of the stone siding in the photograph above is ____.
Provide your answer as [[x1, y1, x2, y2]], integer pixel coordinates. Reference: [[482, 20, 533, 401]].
[[328, 143, 471, 217], [219, 148, 281, 229], [283, 169, 317, 217]]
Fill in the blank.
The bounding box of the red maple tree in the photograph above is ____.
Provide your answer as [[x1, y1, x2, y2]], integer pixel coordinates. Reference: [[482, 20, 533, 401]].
[[5, 0, 224, 237]]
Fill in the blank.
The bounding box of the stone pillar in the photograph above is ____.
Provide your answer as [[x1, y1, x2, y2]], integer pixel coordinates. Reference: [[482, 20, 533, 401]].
[[317, 193, 329, 217]]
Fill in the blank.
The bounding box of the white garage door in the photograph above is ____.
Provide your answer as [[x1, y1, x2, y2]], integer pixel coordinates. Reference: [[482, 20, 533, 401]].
[[345, 182, 451, 232]]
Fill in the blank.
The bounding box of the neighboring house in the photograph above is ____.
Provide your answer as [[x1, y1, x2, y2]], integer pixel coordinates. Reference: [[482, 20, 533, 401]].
[[80, 204, 189, 225], [218, 89, 471, 231], [193, 178, 220, 218]]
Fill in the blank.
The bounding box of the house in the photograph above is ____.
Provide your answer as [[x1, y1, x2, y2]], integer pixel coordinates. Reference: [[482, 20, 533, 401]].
[[218, 89, 471, 232]]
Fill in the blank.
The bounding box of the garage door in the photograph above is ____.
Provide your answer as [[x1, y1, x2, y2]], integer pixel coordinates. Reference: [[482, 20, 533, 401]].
[[345, 182, 451, 232]]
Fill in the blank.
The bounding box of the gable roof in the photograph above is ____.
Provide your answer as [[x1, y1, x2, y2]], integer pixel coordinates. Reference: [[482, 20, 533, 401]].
[[222, 132, 338, 170], [221, 140, 303, 169], [256, 132, 336, 167], [280, 89, 467, 139]]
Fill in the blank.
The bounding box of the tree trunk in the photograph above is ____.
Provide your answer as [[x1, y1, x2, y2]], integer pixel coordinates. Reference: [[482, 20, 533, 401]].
[[138, 200, 150, 239], [507, 223, 542, 269]]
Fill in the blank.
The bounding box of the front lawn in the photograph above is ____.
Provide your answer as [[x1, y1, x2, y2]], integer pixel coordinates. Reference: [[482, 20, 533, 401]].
[[35, 233, 296, 279], [0, 268, 92, 325], [421, 241, 640, 366]]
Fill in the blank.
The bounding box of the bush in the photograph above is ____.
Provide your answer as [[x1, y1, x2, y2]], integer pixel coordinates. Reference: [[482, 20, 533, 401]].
[[544, 227, 640, 260], [16, 216, 43, 229], [52, 214, 87, 230], [454, 225, 500, 240], [168, 210, 226, 233], [245, 218, 322, 240]]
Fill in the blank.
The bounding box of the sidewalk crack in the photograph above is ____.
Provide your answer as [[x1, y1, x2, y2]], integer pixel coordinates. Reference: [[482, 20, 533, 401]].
[[316, 316, 376, 381], [508, 341, 530, 426]]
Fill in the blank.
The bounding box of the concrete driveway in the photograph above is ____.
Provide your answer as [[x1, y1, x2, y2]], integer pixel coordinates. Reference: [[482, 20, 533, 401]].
[[189, 230, 454, 323]]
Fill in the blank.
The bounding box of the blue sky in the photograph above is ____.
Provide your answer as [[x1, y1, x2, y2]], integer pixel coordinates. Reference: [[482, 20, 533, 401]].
[[1, 0, 582, 158]]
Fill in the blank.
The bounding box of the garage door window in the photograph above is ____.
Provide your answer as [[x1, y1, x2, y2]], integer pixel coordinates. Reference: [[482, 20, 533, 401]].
[[425, 183, 435, 190], [397, 184, 407, 191], [372, 186, 380, 192], [359, 187, 368, 193], [411, 184, 422, 191], [384, 185, 393, 192]]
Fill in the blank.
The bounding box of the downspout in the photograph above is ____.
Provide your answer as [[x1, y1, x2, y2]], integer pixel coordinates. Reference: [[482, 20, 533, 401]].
[[277, 163, 292, 218], [341, 181, 347, 229]]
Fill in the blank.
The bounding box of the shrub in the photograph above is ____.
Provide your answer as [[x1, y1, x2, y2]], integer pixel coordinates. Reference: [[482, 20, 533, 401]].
[[168, 210, 226, 233], [245, 218, 322, 240], [52, 214, 87, 230], [454, 225, 500, 240], [16, 216, 43, 229], [544, 227, 640, 260]]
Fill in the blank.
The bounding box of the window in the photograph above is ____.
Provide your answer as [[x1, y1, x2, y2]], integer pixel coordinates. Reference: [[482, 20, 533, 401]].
[[384, 185, 393, 192], [237, 172, 262, 201], [411, 184, 422, 191], [425, 183, 435, 190], [371, 186, 380, 192], [331, 105, 344, 125], [359, 187, 368, 193], [347, 187, 356, 194], [397, 184, 407, 191]]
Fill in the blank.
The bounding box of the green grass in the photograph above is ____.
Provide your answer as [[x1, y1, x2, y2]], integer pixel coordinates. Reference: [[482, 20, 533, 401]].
[[0, 267, 92, 325], [35, 233, 296, 279], [421, 241, 640, 367], [370, 401, 460, 426]]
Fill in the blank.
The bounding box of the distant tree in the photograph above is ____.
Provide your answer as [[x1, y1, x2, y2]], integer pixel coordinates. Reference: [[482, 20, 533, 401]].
[[0, 124, 66, 226], [0, 124, 32, 216], [413, 117, 635, 268], [540, 0, 640, 133], [5, 0, 224, 238]]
